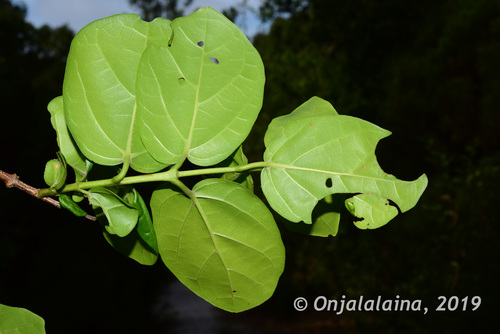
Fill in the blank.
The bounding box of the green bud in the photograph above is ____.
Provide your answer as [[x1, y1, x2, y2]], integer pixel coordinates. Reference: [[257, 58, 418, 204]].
[[345, 200, 355, 215], [44, 158, 67, 189]]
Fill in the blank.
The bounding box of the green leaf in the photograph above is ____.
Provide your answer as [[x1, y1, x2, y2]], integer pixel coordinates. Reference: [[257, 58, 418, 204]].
[[263, 96, 339, 147], [103, 229, 158, 266], [130, 188, 158, 254], [62, 14, 170, 173], [151, 179, 285, 312], [0, 303, 45, 334], [218, 146, 254, 192], [72, 193, 85, 203], [261, 97, 428, 225], [90, 187, 139, 237], [136, 7, 265, 166], [345, 193, 399, 229], [99, 187, 157, 265], [283, 194, 343, 237], [59, 194, 88, 217], [47, 96, 89, 181]]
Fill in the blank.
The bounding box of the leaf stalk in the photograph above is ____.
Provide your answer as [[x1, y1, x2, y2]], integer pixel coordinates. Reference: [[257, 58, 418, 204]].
[[37, 161, 273, 198]]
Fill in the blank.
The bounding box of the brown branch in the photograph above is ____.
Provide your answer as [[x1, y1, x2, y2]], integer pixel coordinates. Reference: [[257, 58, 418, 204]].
[[1, 169, 96, 221]]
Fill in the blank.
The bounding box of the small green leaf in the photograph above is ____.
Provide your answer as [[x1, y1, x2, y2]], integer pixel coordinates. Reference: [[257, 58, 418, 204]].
[[47, 96, 89, 181], [261, 97, 428, 225], [103, 229, 158, 266], [151, 179, 285, 312], [137, 7, 265, 166], [345, 193, 399, 229], [131, 188, 158, 254], [90, 187, 139, 237], [0, 303, 45, 334], [72, 192, 85, 203], [218, 146, 254, 192], [283, 194, 343, 237], [59, 194, 87, 217], [100, 187, 157, 264]]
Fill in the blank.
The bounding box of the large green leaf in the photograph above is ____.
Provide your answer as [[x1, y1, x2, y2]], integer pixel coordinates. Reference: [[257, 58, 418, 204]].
[[264, 97, 343, 236], [151, 179, 285, 312], [136, 7, 265, 166], [261, 97, 428, 225], [0, 304, 45, 334], [62, 14, 170, 173], [263, 96, 339, 146]]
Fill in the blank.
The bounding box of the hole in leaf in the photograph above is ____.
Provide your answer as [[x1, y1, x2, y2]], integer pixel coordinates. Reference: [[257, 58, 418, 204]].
[[197, 41, 204, 47], [178, 77, 185, 85], [387, 199, 402, 214], [325, 178, 333, 188], [209, 57, 220, 65]]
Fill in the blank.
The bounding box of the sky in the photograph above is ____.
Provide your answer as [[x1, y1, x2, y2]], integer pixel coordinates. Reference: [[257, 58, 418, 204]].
[[16, 0, 267, 37]]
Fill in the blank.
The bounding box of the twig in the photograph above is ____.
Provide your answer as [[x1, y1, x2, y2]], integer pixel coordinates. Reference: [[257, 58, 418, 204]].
[[0, 169, 96, 221]]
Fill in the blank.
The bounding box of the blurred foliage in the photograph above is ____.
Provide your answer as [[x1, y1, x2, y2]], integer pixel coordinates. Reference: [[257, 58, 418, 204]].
[[128, 0, 193, 20]]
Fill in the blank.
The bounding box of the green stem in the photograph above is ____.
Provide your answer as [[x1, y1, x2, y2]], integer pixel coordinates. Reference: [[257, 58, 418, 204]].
[[111, 158, 130, 184], [38, 161, 272, 198], [111, 102, 137, 184], [177, 161, 270, 178]]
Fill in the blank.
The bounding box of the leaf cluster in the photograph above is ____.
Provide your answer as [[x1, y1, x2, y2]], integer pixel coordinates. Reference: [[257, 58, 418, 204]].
[[38, 7, 426, 312]]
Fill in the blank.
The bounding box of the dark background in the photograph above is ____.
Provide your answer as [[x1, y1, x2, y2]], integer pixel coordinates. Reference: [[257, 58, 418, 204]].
[[1, 0, 498, 332]]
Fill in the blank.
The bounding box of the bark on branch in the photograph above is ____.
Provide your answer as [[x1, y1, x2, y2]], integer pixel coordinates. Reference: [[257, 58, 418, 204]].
[[0, 169, 96, 221]]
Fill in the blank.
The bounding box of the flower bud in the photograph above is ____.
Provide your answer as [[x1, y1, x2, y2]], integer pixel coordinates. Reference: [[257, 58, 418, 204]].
[[44, 158, 67, 189]]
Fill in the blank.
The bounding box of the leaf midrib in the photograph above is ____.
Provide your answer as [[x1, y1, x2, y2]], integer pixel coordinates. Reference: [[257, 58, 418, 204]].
[[180, 17, 209, 161], [267, 162, 399, 183]]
